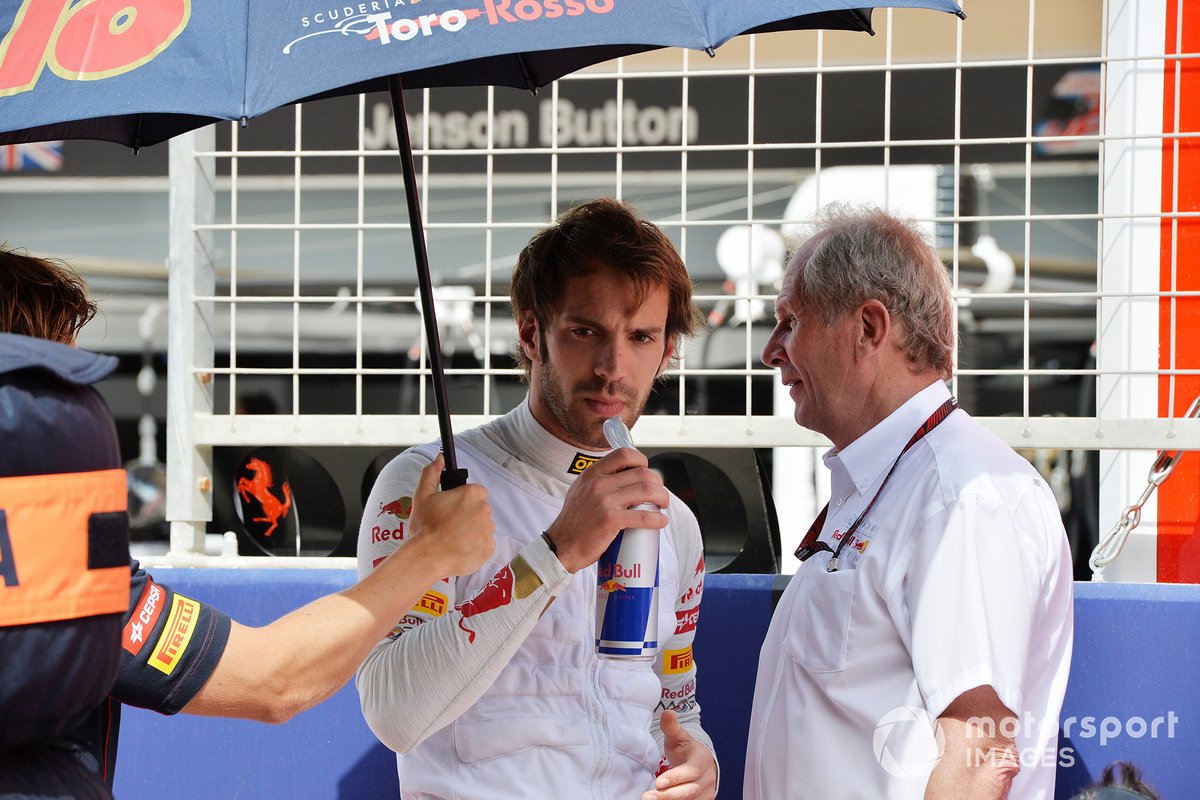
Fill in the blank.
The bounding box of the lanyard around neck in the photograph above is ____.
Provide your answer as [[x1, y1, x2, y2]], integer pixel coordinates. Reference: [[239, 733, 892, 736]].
[[794, 397, 959, 573]]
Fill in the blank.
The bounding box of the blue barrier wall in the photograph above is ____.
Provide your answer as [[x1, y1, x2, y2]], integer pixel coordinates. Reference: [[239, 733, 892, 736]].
[[114, 573, 1198, 799]]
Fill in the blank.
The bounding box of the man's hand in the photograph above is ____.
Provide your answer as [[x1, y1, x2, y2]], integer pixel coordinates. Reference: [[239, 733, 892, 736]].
[[407, 454, 496, 577], [545, 448, 669, 573], [642, 710, 718, 800]]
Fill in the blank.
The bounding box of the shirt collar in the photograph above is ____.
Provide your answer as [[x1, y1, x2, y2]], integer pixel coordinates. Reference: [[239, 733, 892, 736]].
[[822, 380, 953, 495], [499, 397, 611, 483]]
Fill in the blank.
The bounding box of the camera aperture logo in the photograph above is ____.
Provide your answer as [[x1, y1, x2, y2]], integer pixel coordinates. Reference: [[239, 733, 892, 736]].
[[872, 706, 945, 780]]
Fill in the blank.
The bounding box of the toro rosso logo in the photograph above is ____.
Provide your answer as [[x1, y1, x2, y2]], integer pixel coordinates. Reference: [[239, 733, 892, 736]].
[[0, 0, 192, 97], [284, 0, 614, 54]]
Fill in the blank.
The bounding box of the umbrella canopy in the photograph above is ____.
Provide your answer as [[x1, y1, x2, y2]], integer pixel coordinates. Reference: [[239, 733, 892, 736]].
[[0, 0, 963, 488], [0, 1, 961, 148]]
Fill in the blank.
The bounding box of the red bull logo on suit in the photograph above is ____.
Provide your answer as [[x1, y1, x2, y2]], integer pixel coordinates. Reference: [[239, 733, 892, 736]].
[[378, 496, 413, 520], [454, 565, 514, 643]]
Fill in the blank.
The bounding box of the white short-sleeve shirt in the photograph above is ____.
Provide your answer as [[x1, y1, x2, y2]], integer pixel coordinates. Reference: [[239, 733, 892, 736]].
[[744, 380, 1074, 800]]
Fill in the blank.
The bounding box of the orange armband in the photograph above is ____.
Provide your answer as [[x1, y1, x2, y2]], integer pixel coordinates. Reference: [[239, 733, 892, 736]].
[[0, 469, 129, 627]]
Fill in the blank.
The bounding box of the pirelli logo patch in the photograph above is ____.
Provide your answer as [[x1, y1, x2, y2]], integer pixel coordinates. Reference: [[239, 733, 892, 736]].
[[412, 589, 448, 617], [149, 594, 199, 676], [662, 645, 694, 675], [568, 453, 599, 474], [123, 579, 166, 655]]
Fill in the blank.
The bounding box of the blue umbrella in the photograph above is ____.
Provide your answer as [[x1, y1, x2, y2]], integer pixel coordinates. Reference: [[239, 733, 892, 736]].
[[0, 0, 963, 486]]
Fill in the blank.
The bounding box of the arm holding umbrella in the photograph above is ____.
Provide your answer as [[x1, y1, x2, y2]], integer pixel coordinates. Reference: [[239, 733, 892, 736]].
[[178, 455, 494, 722]]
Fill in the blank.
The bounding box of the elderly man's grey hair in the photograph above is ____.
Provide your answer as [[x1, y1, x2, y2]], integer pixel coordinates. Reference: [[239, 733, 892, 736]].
[[788, 204, 956, 378]]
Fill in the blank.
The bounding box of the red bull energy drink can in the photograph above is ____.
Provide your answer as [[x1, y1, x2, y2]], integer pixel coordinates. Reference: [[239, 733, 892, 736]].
[[596, 525, 660, 659], [596, 417, 659, 661]]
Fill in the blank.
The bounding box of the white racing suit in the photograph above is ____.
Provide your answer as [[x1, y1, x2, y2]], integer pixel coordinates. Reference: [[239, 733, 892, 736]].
[[355, 399, 714, 799]]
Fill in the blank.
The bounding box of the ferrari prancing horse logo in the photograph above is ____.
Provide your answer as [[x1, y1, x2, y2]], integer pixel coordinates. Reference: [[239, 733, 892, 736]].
[[236, 457, 292, 538]]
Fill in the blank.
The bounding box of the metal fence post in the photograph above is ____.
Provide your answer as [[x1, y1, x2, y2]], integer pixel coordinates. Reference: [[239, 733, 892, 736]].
[[167, 127, 216, 556]]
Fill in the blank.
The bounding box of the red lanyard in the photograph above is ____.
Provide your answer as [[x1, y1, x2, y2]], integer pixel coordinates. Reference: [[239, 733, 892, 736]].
[[794, 397, 959, 572]]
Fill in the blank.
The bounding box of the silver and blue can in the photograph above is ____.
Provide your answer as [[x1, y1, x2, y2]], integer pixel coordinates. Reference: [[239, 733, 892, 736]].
[[595, 521, 660, 660], [596, 416, 660, 661]]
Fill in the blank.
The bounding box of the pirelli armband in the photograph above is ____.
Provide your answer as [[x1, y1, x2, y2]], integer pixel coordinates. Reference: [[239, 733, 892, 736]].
[[115, 567, 232, 714]]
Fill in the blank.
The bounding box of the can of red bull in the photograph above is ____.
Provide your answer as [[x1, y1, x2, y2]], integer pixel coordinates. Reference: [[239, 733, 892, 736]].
[[595, 417, 659, 661], [596, 525, 660, 659]]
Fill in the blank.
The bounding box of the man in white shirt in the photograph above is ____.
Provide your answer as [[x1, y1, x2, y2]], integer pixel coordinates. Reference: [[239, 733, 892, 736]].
[[744, 206, 1073, 800], [356, 198, 718, 800]]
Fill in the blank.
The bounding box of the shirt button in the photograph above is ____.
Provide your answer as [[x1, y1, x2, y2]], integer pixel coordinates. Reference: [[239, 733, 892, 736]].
[[835, 498, 845, 508]]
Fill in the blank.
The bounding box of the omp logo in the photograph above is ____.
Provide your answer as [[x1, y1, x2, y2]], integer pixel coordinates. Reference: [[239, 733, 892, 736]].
[[568, 453, 598, 474], [0, 0, 192, 97], [662, 645, 693, 674], [123, 579, 165, 655], [872, 706, 944, 779], [149, 594, 199, 676], [413, 589, 448, 617]]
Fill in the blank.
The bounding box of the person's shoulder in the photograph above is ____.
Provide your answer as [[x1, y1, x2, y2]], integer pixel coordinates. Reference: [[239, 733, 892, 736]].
[[665, 489, 702, 537], [927, 412, 1048, 502], [375, 443, 440, 484], [0, 336, 122, 475]]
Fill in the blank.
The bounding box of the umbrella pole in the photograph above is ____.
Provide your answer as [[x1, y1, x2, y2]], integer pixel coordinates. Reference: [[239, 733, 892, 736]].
[[387, 74, 468, 490]]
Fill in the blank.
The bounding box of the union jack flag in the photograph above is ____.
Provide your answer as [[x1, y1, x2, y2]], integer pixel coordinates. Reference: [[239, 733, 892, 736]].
[[0, 141, 64, 172]]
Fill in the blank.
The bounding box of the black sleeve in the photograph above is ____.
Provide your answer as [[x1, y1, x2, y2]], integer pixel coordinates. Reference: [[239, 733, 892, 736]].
[[113, 560, 231, 714]]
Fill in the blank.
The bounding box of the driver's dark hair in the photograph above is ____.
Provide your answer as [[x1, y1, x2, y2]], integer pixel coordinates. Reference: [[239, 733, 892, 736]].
[[509, 198, 702, 378]]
